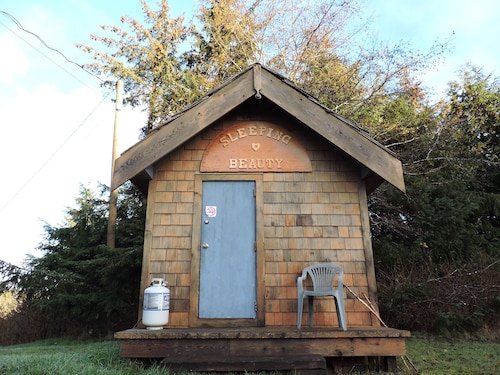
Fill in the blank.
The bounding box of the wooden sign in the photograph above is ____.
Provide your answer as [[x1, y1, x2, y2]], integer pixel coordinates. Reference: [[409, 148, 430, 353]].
[[200, 122, 312, 172]]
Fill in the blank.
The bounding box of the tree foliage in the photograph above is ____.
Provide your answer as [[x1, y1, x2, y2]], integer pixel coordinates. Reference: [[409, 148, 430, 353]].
[[371, 67, 500, 332], [77, 0, 448, 134], [77, 0, 195, 132], [1, 183, 146, 340], [186, 0, 260, 86]]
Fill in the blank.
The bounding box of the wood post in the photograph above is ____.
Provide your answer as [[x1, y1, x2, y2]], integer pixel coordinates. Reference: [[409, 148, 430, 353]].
[[107, 80, 123, 249]]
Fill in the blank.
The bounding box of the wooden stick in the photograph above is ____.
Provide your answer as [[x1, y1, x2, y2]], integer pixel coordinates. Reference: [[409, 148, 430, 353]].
[[344, 284, 419, 374], [344, 284, 387, 327]]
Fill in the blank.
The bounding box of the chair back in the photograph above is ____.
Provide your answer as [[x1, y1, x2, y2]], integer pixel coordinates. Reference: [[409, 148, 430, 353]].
[[303, 264, 343, 292]]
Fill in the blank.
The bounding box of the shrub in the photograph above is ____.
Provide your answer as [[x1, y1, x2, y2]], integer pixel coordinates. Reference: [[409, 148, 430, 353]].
[[376, 260, 500, 333]]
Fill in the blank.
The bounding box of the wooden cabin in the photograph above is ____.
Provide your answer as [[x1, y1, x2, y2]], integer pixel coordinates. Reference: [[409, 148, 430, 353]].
[[113, 64, 409, 373]]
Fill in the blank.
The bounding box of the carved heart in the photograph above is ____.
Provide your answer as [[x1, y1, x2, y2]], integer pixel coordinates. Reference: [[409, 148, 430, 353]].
[[251, 143, 261, 151]]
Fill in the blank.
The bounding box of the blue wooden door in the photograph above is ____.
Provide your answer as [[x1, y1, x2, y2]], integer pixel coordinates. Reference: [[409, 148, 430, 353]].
[[199, 181, 256, 318]]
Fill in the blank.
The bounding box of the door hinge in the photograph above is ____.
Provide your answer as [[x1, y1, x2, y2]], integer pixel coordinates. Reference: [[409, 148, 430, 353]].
[[254, 242, 257, 252], [254, 301, 258, 312]]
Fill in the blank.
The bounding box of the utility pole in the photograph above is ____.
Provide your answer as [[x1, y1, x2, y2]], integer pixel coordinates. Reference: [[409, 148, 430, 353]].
[[107, 80, 123, 249]]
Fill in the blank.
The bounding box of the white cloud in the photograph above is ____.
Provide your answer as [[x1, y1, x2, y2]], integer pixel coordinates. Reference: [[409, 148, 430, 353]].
[[0, 34, 28, 82], [0, 1, 148, 266], [0, 82, 145, 265]]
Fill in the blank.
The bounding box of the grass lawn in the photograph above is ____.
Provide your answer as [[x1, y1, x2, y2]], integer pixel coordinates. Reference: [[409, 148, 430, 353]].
[[0, 338, 164, 375], [0, 335, 498, 374], [404, 334, 499, 374]]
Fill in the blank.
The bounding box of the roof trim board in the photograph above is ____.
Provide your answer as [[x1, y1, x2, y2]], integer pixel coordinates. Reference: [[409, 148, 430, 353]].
[[257, 67, 405, 192], [111, 64, 405, 193], [112, 68, 255, 190]]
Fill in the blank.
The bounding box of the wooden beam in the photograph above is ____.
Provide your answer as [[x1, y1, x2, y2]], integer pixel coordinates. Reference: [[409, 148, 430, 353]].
[[136, 180, 157, 327], [259, 69, 405, 193], [117, 336, 408, 358], [358, 181, 380, 326], [112, 64, 405, 193], [112, 70, 256, 190], [160, 354, 326, 372], [115, 327, 411, 340]]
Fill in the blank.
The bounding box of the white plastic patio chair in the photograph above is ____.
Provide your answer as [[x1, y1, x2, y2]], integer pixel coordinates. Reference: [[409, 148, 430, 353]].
[[297, 263, 347, 330]]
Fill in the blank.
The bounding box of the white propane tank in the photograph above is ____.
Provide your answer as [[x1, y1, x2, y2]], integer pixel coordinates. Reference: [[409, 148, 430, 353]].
[[142, 278, 170, 330]]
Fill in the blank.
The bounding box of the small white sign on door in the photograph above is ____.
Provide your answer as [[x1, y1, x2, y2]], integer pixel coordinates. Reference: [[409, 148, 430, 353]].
[[205, 206, 217, 217]]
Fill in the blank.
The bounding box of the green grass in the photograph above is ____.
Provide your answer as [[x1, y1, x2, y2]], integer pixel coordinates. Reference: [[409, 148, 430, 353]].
[[0, 338, 166, 375], [0, 335, 498, 374], [403, 334, 500, 375]]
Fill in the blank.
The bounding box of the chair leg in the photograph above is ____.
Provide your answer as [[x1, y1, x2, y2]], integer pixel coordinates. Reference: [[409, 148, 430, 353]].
[[334, 296, 347, 331], [297, 294, 303, 329], [308, 296, 314, 327]]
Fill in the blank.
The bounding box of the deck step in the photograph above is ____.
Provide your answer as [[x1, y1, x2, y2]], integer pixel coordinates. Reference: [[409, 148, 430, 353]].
[[161, 354, 327, 373]]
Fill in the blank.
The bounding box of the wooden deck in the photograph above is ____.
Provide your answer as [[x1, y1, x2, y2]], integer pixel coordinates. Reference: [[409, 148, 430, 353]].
[[115, 326, 410, 373]]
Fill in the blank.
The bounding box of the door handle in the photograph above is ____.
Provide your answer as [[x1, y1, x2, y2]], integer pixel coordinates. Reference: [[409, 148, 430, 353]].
[[202, 243, 209, 249]]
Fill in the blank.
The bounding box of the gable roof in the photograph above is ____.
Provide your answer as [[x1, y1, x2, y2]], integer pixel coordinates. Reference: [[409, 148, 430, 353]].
[[112, 64, 405, 194]]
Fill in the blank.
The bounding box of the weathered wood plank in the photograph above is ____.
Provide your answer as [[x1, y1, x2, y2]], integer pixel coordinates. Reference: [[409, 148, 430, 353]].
[[188, 177, 203, 326], [358, 181, 380, 326], [113, 65, 404, 193], [137, 180, 158, 325], [117, 336, 408, 359], [259, 68, 405, 193], [112, 71, 255, 190], [160, 354, 327, 373], [120, 339, 229, 358], [255, 177, 266, 325], [114, 326, 410, 340], [116, 326, 409, 372]]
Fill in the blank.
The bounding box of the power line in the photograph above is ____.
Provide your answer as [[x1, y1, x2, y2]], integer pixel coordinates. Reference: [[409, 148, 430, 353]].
[[0, 10, 105, 85], [0, 10, 117, 215], [0, 19, 100, 93]]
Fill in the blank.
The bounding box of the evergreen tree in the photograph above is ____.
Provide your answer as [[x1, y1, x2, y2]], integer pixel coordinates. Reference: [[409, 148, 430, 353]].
[[77, 0, 195, 133], [371, 66, 500, 331], [1, 183, 146, 338], [78, 0, 448, 134], [186, 0, 260, 87]]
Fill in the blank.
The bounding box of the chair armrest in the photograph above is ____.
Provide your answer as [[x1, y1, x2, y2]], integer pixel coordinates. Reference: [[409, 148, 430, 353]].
[[297, 275, 305, 293], [337, 269, 344, 291]]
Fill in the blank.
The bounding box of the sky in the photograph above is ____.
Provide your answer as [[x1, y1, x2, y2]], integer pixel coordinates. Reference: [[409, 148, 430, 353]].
[[0, 0, 498, 266]]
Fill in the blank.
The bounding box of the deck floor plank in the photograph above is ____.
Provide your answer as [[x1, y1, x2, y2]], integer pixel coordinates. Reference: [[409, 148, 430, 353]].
[[116, 326, 410, 372]]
